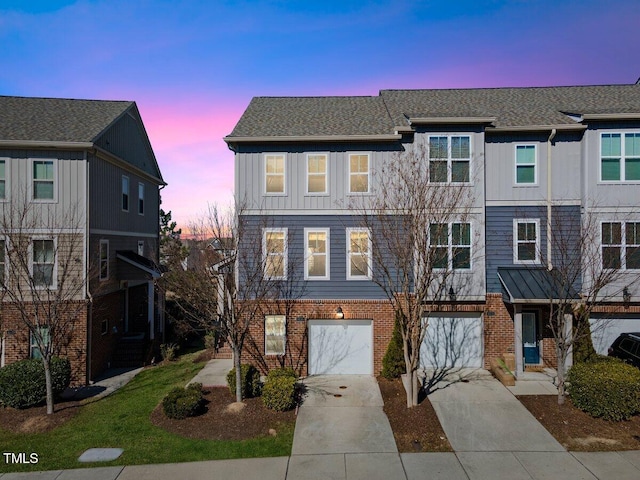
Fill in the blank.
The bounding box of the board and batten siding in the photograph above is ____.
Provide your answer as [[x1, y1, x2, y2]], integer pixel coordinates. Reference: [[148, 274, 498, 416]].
[[485, 205, 581, 293], [88, 154, 159, 234], [485, 132, 582, 204], [0, 149, 87, 228]]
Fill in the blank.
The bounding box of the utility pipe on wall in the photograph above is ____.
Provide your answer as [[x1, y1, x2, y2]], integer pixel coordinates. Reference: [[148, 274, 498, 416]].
[[547, 128, 557, 271]]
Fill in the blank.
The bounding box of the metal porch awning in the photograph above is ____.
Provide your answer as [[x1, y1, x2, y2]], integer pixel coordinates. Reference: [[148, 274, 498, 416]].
[[497, 266, 580, 305], [116, 250, 162, 280]]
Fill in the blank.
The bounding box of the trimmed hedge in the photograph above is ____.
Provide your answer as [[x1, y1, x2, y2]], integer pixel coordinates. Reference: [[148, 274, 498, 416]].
[[162, 382, 204, 419], [262, 376, 297, 411], [568, 360, 640, 421], [0, 357, 71, 409], [266, 367, 297, 381], [226, 364, 261, 399]]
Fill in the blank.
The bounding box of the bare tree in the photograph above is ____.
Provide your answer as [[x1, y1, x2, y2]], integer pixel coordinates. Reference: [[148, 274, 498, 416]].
[[0, 194, 88, 414], [350, 143, 478, 407], [533, 207, 640, 405], [165, 202, 284, 403]]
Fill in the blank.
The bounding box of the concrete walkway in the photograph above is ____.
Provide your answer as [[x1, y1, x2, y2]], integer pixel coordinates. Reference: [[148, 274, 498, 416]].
[[4, 364, 640, 479]]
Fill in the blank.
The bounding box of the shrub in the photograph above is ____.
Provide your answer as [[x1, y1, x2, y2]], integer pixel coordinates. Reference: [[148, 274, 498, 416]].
[[266, 367, 297, 381], [262, 376, 297, 411], [162, 382, 204, 419], [381, 313, 405, 379], [0, 357, 71, 409], [568, 360, 640, 421], [160, 343, 179, 362], [572, 314, 598, 363], [226, 364, 261, 398]]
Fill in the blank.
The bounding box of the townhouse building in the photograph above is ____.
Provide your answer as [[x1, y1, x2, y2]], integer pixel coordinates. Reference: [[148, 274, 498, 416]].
[[225, 83, 640, 377], [0, 96, 165, 384]]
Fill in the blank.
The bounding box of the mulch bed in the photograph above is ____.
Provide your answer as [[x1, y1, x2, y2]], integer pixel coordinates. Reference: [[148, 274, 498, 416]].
[[0, 399, 82, 434], [518, 395, 640, 451], [150, 386, 296, 441], [378, 377, 452, 452]]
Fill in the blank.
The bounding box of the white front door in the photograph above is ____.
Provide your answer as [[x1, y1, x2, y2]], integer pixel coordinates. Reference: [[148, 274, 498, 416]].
[[308, 320, 373, 375]]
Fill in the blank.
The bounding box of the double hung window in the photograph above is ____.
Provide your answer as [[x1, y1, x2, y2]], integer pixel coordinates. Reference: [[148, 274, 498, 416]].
[[601, 133, 640, 181], [429, 223, 472, 270], [429, 135, 471, 183], [602, 222, 640, 269], [305, 229, 329, 280], [263, 229, 287, 279], [265, 315, 286, 355], [514, 220, 540, 264], [347, 228, 371, 279]]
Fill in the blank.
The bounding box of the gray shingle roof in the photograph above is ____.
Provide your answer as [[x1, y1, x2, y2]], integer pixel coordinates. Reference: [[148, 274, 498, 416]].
[[226, 83, 640, 141], [227, 96, 395, 138], [0, 96, 134, 143]]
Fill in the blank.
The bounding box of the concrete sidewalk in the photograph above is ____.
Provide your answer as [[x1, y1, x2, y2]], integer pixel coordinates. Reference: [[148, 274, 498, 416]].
[[5, 451, 640, 479]]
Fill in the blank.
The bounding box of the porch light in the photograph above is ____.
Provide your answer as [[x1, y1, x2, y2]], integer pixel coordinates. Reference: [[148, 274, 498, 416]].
[[448, 287, 457, 302], [623, 287, 631, 308], [335, 307, 344, 319]]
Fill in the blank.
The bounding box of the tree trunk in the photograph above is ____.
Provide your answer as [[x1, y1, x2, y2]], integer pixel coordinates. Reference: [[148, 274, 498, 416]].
[[233, 344, 242, 403], [43, 358, 54, 415], [556, 345, 566, 406]]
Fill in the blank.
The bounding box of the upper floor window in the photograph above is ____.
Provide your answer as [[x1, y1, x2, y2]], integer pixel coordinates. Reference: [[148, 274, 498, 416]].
[[263, 228, 287, 279], [138, 240, 144, 256], [305, 228, 329, 280], [307, 154, 328, 194], [429, 135, 471, 183], [138, 183, 145, 215], [347, 228, 372, 279], [602, 222, 640, 269], [429, 222, 471, 270], [32, 160, 55, 201], [265, 154, 285, 194], [349, 154, 369, 193], [265, 315, 286, 355], [122, 176, 130, 211], [99, 240, 109, 281], [0, 159, 6, 199], [601, 133, 640, 182], [515, 145, 537, 184], [514, 219, 540, 264], [32, 238, 55, 288]]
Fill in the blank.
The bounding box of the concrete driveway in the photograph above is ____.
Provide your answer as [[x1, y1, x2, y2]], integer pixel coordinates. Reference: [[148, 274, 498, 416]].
[[428, 372, 565, 452]]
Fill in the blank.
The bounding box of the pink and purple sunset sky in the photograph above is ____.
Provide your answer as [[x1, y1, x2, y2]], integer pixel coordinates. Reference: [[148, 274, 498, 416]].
[[1, 0, 639, 228]]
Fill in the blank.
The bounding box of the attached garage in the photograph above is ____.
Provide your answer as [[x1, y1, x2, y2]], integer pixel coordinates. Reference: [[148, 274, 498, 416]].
[[589, 314, 640, 355], [420, 314, 483, 369], [308, 319, 373, 375]]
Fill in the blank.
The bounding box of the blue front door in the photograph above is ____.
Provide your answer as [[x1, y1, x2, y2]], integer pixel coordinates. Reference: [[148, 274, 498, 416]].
[[523, 312, 540, 364]]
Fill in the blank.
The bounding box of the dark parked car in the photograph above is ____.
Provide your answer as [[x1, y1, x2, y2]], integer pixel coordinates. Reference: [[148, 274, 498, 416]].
[[608, 332, 640, 368]]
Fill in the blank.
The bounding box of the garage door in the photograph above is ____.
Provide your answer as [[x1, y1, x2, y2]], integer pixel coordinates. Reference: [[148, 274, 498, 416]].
[[308, 320, 373, 375], [420, 314, 483, 369], [590, 316, 640, 355]]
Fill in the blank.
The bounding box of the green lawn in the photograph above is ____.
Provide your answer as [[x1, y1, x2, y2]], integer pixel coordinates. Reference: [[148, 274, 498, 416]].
[[0, 353, 294, 473]]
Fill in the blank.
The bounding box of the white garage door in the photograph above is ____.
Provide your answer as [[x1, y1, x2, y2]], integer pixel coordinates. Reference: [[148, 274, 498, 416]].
[[589, 316, 640, 355], [420, 315, 483, 369], [308, 320, 373, 375]]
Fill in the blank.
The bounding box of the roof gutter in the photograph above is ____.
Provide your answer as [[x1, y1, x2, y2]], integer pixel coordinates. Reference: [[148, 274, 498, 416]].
[[488, 124, 586, 132], [407, 116, 496, 125], [582, 113, 640, 121], [0, 140, 94, 149], [224, 133, 402, 144]]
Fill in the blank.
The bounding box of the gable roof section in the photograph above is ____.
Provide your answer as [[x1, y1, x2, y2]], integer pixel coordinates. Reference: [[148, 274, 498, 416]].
[[226, 83, 640, 143], [0, 96, 164, 184]]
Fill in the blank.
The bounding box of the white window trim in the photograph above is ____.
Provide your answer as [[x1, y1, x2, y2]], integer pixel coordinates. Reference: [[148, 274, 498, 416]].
[[347, 153, 371, 194], [514, 144, 538, 185], [99, 239, 109, 281], [264, 154, 286, 195], [600, 131, 640, 183], [346, 227, 372, 280], [30, 158, 58, 203], [138, 182, 145, 215], [306, 153, 329, 195], [428, 135, 473, 185], [513, 219, 541, 265], [600, 220, 640, 270], [262, 228, 288, 280], [304, 228, 330, 280], [138, 240, 145, 256], [429, 222, 473, 271], [0, 157, 9, 202], [122, 175, 130, 212], [30, 236, 57, 290], [264, 314, 286, 355]]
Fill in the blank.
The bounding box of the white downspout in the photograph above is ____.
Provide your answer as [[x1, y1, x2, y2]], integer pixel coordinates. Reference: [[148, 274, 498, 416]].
[[547, 128, 556, 271]]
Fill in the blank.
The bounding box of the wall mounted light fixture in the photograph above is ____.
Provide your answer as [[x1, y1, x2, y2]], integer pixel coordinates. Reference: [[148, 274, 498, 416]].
[[335, 306, 344, 319]]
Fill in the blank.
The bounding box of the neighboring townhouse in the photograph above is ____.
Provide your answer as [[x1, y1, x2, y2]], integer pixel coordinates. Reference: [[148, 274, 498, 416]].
[[225, 83, 640, 378], [0, 96, 165, 384]]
